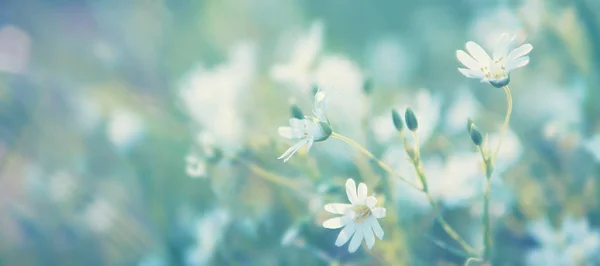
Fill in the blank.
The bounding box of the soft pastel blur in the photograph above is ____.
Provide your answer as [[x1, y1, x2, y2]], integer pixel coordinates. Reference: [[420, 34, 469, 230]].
[[1, 0, 600, 265]]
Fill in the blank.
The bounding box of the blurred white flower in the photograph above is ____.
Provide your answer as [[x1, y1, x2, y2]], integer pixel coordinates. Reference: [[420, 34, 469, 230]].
[[584, 134, 600, 162], [457, 33, 532, 88], [83, 198, 117, 233], [322, 179, 386, 253], [383, 128, 521, 210], [444, 88, 482, 134], [179, 43, 257, 155], [469, 7, 525, 49], [313, 55, 366, 134], [366, 37, 414, 85], [0, 25, 31, 74], [49, 171, 77, 203], [185, 154, 207, 178], [270, 21, 323, 93], [526, 217, 600, 266], [107, 109, 144, 152], [186, 209, 231, 266]]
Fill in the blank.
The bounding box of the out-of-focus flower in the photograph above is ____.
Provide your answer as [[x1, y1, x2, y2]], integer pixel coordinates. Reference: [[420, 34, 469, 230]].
[[0, 25, 31, 74], [526, 217, 600, 266], [383, 128, 521, 210], [185, 154, 207, 178], [277, 91, 331, 162], [83, 198, 117, 233], [48, 171, 77, 203], [584, 134, 600, 162], [107, 109, 145, 152], [179, 43, 257, 155], [366, 37, 415, 85], [445, 88, 482, 134], [270, 21, 323, 93], [322, 179, 386, 253], [457, 33, 532, 88], [185, 209, 231, 266]]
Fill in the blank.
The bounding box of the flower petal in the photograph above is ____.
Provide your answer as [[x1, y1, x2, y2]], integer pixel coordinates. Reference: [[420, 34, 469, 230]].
[[458, 68, 484, 79], [335, 222, 356, 246], [370, 218, 384, 240], [456, 50, 480, 70], [305, 137, 315, 152], [278, 127, 295, 139], [493, 33, 514, 60], [323, 217, 345, 229], [366, 196, 377, 209], [348, 224, 364, 253], [508, 43, 533, 61], [372, 207, 387, 219], [324, 203, 352, 214], [357, 183, 367, 202], [466, 41, 491, 64], [507, 56, 530, 71], [277, 140, 306, 162], [363, 223, 375, 250], [345, 179, 358, 204]]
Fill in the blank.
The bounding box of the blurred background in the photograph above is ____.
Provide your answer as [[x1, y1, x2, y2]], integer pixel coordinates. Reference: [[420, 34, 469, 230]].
[[1, 0, 600, 265]]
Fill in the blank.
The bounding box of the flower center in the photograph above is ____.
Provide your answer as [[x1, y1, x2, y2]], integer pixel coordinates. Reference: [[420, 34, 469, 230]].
[[353, 205, 372, 224], [483, 58, 507, 80]]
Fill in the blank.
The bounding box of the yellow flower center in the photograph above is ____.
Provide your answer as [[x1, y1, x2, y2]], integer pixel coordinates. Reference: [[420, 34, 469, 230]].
[[353, 205, 372, 224]]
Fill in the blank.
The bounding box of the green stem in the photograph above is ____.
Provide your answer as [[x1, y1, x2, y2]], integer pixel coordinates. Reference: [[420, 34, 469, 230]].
[[492, 86, 513, 163], [483, 177, 492, 260], [330, 132, 423, 191], [235, 157, 304, 191]]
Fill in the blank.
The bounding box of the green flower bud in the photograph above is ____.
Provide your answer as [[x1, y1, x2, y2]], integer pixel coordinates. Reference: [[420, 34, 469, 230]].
[[469, 126, 483, 146], [315, 122, 332, 142], [290, 104, 304, 119], [391, 109, 404, 132], [404, 108, 418, 131], [467, 118, 474, 133]]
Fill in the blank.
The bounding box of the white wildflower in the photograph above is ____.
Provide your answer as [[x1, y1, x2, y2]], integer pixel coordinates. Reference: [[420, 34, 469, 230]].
[[322, 179, 386, 253], [457, 33, 532, 88]]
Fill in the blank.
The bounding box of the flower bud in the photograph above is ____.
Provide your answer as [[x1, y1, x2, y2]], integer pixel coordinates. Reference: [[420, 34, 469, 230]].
[[290, 104, 304, 119], [467, 119, 483, 146], [391, 109, 404, 132], [315, 122, 332, 142], [404, 108, 418, 131]]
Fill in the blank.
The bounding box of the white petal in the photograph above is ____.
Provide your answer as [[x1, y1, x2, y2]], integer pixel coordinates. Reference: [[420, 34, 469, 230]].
[[507, 56, 530, 71], [277, 140, 306, 162], [348, 225, 364, 252], [357, 183, 368, 201], [372, 207, 386, 219], [289, 118, 305, 129], [493, 33, 510, 59], [370, 218, 384, 240], [305, 137, 315, 152], [458, 68, 484, 79], [363, 223, 375, 249], [345, 179, 358, 204], [278, 127, 295, 139], [456, 50, 481, 70], [323, 217, 345, 229], [366, 196, 377, 209], [335, 222, 356, 246], [324, 203, 352, 214], [466, 41, 491, 64], [508, 43, 533, 61]]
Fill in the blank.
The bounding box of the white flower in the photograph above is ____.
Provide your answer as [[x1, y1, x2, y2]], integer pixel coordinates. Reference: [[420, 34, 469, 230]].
[[526, 217, 600, 266], [107, 109, 144, 152], [457, 33, 532, 87], [277, 91, 331, 162], [270, 21, 323, 93], [322, 179, 386, 253], [277, 118, 329, 162], [185, 209, 231, 266]]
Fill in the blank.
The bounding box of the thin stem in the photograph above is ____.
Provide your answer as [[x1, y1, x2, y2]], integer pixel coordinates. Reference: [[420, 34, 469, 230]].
[[492, 85, 513, 163], [330, 132, 423, 191], [483, 178, 492, 260], [235, 158, 303, 190], [412, 131, 420, 160]]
